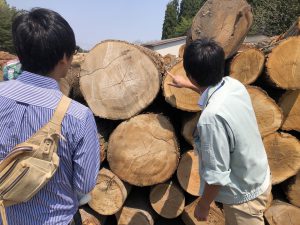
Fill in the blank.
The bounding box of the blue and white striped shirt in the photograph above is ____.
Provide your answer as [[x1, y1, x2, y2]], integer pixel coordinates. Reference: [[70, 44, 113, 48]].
[[0, 71, 100, 225]]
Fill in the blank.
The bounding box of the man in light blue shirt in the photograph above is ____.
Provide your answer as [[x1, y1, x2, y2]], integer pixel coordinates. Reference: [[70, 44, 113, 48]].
[[168, 38, 271, 225]]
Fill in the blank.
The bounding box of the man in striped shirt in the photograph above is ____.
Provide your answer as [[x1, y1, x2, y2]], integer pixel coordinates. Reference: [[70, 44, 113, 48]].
[[0, 8, 100, 225]]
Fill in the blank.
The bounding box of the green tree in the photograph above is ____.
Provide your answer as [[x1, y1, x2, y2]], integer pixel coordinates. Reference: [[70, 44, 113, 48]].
[[249, 0, 300, 36], [161, 0, 179, 39], [178, 0, 204, 21], [0, 0, 17, 53], [173, 16, 193, 37]]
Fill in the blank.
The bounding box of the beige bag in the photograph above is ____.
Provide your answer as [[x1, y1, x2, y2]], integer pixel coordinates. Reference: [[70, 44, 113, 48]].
[[0, 96, 71, 225]]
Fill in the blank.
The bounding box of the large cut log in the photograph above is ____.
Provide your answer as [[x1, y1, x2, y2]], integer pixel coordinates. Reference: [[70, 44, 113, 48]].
[[181, 197, 225, 225], [246, 86, 283, 137], [263, 132, 300, 185], [189, 0, 253, 58], [284, 172, 300, 208], [116, 191, 156, 225], [278, 90, 300, 132], [80, 40, 163, 120], [89, 168, 131, 215], [108, 114, 180, 186], [163, 61, 201, 112], [181, 112, 201, 146], [150, 182, 185, 219], [79, 208, 106, 225], [230, 48, 265, 84], [177, 150, 201, 196], [264, 200, 300, 225], [266, 37, 300, 89]]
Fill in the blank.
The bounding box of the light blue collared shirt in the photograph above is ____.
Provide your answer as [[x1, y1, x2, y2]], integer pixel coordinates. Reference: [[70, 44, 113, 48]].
[[195, 77, 270, 204]]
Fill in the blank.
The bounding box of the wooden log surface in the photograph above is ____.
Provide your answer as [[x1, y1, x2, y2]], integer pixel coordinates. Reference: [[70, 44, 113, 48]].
[[181, 113, 200, 147], [284, 172, 300, 208], [177, 150, 201, 196], [246, 86, 283, 137], [264, 200, 300, 225], [279, 90, 300, 132], [189, 0, 253, 58], [266, 37, 300, 89], [79, 208, 106, 225], [89, 168, 131, 215], [108, 114, 180, 186], [230, 48, 265, 84], [163, 61, 201, 112], [263, 132, 300, 185], [150, 182, 185, 219], [116, 191, 156, 225], [181, 197, 225, 225], [80, 40, 162, 120]]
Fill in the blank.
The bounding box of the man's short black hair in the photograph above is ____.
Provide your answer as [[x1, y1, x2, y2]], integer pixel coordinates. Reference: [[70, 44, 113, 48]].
[[12, 8, 76, 75], [183, 38, 225, 87]]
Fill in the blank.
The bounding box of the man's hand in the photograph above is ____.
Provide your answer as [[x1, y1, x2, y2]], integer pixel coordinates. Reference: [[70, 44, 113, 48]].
[[194, 199, 210, 221], [167, 71, 192, 88]]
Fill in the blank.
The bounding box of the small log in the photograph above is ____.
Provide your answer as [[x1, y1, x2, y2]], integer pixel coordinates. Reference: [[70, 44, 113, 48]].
[[189, 0, 253, 58], [278, 90, 300, 132], [264, 200, 300, 225], [88, 168, 131, 215], [181, 197, 225, 225], [79, 208, 106, 225], [284, 172, 300, 208], [230, 48, 265, 84], [246, 86, 283, 137], [163, 61, 201, 112], [150, 182, 185, 219], [80, 40, 162, 120], [181, 112, 201, 146], [116, 191, 156, 225], [263, 132, 300, 185], [179, 44, 186, 58], [177, 150, 201, 196], [266, 37, 300, 89], [108, 114, 180, 186]]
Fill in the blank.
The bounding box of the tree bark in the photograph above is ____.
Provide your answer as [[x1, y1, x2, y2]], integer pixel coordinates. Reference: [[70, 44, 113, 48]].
[[150, 182, 185, 219], [88, 168, 131, 215], [264, 200, 300, 225], [189, 0, 253, 59], [278, 90, 300, 132], [230, 48, 265, 84], [80, 40, 162, 120], [108, 114, 180, 186], [163, 61, 201, 112], [263, 132, 300, 184], [177, 150, 201, 197], [246, 86, 283, 137]]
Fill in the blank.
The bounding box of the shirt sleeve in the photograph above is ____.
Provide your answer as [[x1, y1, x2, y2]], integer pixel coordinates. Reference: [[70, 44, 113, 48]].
[[73, 109, 100, 194], [197, 115, 235, 186]]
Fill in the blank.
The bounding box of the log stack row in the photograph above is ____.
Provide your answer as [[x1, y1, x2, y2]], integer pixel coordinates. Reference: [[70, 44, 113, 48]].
[[0, 0, 299, 224]]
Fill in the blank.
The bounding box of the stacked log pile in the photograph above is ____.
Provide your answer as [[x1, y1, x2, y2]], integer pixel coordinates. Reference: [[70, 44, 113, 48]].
[[1, 0, 299, 224], [65, 1, 299, 224]]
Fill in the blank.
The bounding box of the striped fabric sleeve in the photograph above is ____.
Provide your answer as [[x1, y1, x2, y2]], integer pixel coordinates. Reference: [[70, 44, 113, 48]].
[[72, 109, 100, 194]]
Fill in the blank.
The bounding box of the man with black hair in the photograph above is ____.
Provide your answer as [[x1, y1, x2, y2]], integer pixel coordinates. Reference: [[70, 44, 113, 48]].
[[0, 8, 99, 225], [169, 38, 271, 225]]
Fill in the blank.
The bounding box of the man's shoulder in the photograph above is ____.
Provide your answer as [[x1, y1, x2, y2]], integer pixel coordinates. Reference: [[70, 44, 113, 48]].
[[66, 98, 93, 121]]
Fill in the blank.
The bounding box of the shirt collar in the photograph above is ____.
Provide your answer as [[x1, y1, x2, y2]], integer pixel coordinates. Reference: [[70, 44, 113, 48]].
[[17, 71, 60, 90], [198, 78, 224, 109]]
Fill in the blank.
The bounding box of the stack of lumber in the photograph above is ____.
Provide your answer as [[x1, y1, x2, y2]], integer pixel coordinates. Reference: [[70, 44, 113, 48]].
[[1, 0, 299, 224], [63, 0, 300, 224]]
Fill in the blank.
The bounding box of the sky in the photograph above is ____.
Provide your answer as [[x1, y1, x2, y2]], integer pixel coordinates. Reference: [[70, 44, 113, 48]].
[[6, 0, 171, 50]]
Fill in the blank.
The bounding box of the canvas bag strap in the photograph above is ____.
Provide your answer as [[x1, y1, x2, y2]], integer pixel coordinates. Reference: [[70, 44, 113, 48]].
[[50, 95, 72, 127]]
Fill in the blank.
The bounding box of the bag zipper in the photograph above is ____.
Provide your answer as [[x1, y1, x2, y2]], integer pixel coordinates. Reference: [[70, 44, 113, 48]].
[[0, 159, 20, 185], [0, 167, 29, 197]]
